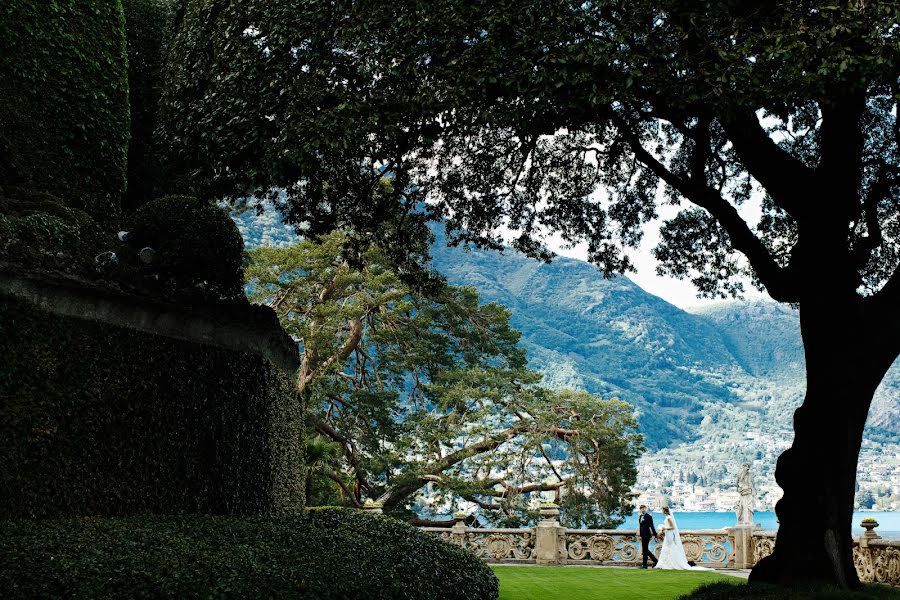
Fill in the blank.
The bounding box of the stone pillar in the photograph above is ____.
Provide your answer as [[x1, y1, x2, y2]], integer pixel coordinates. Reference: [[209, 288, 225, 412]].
[[450, 517, 467, 548], [855, 519, 880, 583], [729, 525, 758, 569], [535, 503, 565, 565]]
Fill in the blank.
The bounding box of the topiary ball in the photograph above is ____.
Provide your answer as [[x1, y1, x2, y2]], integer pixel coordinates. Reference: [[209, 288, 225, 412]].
[[126, 195, 245, 303]]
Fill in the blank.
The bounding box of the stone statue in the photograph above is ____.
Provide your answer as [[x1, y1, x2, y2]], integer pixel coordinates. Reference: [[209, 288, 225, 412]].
[[736, 462, 756, 525]]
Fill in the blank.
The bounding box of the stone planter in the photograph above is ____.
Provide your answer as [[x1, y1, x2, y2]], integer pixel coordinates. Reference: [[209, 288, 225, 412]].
[[861, 520, 880, 539], [539, 503, 560, 522]]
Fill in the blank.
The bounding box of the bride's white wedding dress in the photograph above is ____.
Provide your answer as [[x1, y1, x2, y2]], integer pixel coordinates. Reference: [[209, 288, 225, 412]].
[[655, 515, 712, 571]]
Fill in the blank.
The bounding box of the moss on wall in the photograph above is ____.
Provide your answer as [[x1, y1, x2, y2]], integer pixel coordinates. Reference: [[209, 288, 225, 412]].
[[0, 294, 304, 519], [0, 1, 130, 222]]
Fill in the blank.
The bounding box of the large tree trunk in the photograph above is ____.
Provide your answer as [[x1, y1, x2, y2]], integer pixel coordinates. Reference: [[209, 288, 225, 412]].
[[750, 287, 890, 587]]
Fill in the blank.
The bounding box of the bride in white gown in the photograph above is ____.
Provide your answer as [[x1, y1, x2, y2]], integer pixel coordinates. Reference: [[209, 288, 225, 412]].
[[655, 507, 712, 570]]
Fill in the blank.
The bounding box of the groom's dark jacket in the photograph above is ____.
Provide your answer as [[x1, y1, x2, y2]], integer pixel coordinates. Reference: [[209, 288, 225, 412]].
[[638, 512, 657, 539]]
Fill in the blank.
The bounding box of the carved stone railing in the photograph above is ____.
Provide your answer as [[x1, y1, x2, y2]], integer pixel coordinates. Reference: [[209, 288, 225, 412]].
[[751, 527, 900, 586], [421, 527, 535, 563], [675, 530, 731, 567], [855, 539, 900, 585], [420, 521, 731, 567], [421, 517, 899, 583], [563, 529, 730, 567], [563, 530, 642, 564], [751, 530, 777, 565]]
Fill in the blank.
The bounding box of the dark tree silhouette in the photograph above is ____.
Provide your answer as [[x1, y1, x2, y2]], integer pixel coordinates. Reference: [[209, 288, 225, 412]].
[[159, 0, 899, 588]]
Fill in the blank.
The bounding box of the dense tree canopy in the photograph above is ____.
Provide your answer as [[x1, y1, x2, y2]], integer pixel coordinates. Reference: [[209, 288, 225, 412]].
[[163, 0, 898, 297], [163, 0, 899, 588], [246, 232, 643, 526]]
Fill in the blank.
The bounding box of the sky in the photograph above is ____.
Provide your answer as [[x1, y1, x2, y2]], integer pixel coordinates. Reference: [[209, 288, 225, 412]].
[[532, 199, 769, 311], [234, 193, 772, 311]]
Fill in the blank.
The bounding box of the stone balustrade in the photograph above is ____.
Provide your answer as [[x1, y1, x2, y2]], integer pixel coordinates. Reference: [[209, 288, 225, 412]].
[[421, 517, 900, 585], [562, 529, 731, 567], [751, 523, 900, 586], [420, 526, 535, 562], [420, 517, 734, 568]]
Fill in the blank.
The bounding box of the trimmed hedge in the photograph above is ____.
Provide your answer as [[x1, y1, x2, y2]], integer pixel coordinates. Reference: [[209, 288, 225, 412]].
[[123, 0, 176, 212], [126, 195, 246, 303], [0, 1, 130, 222], [0, 509, 500, 600], [0, 294, 303, 518]]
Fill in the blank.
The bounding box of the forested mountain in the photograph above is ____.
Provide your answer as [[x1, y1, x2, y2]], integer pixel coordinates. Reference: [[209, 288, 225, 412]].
[[234, 209, 898, 452]]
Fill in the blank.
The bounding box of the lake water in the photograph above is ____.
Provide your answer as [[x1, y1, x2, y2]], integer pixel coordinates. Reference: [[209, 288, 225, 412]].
[[617, 510, 900, 537]]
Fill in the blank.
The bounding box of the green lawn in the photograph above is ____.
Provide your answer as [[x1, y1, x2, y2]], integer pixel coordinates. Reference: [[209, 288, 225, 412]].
[[491, 565, 739, 600]]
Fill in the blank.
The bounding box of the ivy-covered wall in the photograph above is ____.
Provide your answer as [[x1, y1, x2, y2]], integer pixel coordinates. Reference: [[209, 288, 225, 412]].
[[0, 1, 130, 222], [123, 0, 176, 212], [0, 294, 305, 519]]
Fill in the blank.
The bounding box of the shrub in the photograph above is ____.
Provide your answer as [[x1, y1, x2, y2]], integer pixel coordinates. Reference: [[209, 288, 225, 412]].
[[0, 509, 500, 600], [0, 295, 304, 519], [0, 188, 113, 275], [126, 195, 246, 303], [122, 0, 177, 212], [0, 1, 130, 222]]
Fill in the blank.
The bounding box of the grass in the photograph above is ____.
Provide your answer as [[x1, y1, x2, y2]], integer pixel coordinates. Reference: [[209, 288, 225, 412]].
[[679, 581, 900, 600], [491, 565, 739, 600], [490, 566, 900, 600]]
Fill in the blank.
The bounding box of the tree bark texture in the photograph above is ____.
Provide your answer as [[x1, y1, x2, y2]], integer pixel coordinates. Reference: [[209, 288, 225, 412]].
[[751, 271, 896, 587]]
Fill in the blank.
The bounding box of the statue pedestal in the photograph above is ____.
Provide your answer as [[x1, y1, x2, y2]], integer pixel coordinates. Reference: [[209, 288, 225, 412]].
[[535, 505, 564, 565], [730, 524, 758, 569]]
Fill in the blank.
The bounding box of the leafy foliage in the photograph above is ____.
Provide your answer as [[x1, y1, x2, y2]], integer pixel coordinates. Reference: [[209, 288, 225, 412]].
[[0, 188, 113, 276], [246, 232, 643, 527], [160, 0, 899, 299], [0, 509, 500, 600], [0, 0, 130, 222], [123, 0, 176, 212], [0, 294, 303, 518]]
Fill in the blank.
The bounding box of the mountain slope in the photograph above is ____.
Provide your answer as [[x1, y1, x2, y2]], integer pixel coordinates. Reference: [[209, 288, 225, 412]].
[[430, 232, 746, 449], [233, 210, 898, 448]]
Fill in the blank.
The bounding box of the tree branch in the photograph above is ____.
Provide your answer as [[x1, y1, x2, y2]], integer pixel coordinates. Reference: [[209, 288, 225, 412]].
[[540, 445, 565, 482], [616, 119, 799, 302], [719, 108, 814, 220], [324, 469, 362, 507], [850, 171, 894, 269], [312, 317, 364, 383], [496, 480, 568, 496], [311, 416, 369, 492], [462, 494, 503, 512], [816, 92, 867, 227], [379, 422, 532, 510], [436, 422, 531, 471]]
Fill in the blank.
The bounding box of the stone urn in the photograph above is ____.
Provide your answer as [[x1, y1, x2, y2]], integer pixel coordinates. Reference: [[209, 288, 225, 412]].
[[860, 519, 880, 539], [539, 502, 560, 522]]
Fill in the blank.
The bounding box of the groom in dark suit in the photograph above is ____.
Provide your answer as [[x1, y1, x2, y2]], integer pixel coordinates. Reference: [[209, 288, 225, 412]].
[[638, 505, 658, 568]]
